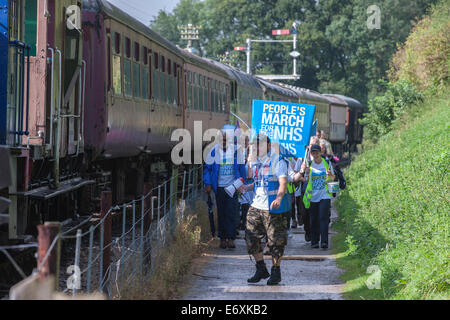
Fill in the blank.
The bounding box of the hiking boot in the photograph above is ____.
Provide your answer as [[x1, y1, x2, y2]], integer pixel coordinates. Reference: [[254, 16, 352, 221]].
[[227, 239, 236, 249], [247, 261, 270, 283], [267, 266, 281, 285], [220, 239, 227, 249]]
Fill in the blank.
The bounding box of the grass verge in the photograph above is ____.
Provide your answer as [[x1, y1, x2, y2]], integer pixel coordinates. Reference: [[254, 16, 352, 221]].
[[119, 199, 213, 300], [332, 90, 449, 300]]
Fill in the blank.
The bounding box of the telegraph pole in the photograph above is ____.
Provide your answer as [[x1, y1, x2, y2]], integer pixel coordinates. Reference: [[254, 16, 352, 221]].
[[246, 38, 251, 74]]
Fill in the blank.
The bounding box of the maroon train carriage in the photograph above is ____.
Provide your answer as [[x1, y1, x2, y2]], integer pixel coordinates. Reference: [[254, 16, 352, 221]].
[[82, 0, 187, 202]]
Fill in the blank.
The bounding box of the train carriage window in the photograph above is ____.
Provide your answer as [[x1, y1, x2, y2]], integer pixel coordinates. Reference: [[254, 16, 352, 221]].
[[167, 59, 172, 104], [124, 59, 132, 98], [161, 56, 167, 103], [204, 86, 208, 111], [153, 52, 159, 101], [214, 81, 219, 113], [225, 84, 229, 111], [134, 43, 140, 61], [198, 75, 202, 110], [113, 55, 122, 95], [187, 72, 192, 109], [221, 84, 225, 113], [112, 33, 122, 95], [142, 66, 149, 100], [148, 52, 152, 99], [123, 37, 132, 98], [133, 62, 140, 99], [114, 33, 121, 54], [193, 73, 197, 110], [125, 38, 131, 58], [143, 47, 148, 65], [199, 75, 203, 111], [174, 72, 178, 105], [24, 0, 37, 56], [211, 80, 216, 113], [167, 72, 171, 104]]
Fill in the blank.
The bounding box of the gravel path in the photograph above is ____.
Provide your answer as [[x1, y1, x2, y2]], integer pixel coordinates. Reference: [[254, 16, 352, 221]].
[[182, 199, 344, 300]]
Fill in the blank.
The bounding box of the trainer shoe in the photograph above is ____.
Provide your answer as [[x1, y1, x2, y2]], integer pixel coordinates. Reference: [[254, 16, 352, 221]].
[[321, 243, 328, 249], [311, 243, 319, 249], [220, 239, 227, 249], [227, 239, 236, 249]]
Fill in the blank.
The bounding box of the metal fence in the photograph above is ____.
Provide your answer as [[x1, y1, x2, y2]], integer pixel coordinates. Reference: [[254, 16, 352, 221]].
[[33, 165, 203, 299]]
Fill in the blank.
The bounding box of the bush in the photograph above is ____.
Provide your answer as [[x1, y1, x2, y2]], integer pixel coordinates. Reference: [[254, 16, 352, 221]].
[[360, 80, 423, 140], [389, 0, 450, 92]]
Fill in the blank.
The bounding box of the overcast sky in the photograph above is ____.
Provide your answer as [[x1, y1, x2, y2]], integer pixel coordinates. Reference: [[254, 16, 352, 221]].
[[108, 0, 180, 25]]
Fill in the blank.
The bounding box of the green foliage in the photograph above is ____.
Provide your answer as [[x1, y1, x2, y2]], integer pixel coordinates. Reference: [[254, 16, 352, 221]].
[[335, 90, 450, 300], [150, 0, 436, 104], [389, 0, 450, 92], [360, 80, 424, 140]]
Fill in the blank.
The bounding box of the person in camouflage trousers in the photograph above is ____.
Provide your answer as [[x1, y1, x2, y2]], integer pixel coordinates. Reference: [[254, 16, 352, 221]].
[[239, 134, 294, 285]]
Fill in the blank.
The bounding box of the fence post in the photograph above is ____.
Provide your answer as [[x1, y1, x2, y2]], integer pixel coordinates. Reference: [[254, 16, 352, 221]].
[[87, 225, 94, 294], [182, 170, 186, 200], [37, 222, 61, 290], [99, 191, 112, 294], [140, 195, 144, 278], [187, 169, 192, 200], [73, 229, 82, 296], [144, 183, 152, 235], [120, 204, 126, 283], [157, 186, 161, 242]]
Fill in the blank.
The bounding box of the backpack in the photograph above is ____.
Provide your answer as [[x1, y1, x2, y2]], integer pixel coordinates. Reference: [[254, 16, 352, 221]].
[[329, 157, 346, 190]]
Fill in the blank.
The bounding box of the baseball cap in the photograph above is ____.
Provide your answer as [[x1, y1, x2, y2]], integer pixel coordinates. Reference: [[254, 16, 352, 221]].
[[310, 144, 321, 152]]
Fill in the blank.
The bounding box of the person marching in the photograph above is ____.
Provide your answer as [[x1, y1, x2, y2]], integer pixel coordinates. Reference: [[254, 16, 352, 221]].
[[303, 144, 335, 249], [238, 135, 254, 231], [204, 124, 246, 249], [240, 134, 291, 285], [319, 131, 334, 157]]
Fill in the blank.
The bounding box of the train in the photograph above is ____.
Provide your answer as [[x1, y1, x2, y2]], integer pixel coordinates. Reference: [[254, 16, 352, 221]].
[[0, 0, 365, 242]]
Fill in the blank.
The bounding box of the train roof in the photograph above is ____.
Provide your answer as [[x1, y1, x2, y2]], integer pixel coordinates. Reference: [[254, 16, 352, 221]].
[[322, 94, 348, 106], [324, 94, 365, 110], [276, 83, 329, 104], [179, 50, 230, 78], [256, 78, 298, 99], [207, 60, 262, 90], [83, 0, 183, 57]]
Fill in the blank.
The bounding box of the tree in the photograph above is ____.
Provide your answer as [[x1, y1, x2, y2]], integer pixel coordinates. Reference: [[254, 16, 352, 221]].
[[150, 0, 437, 104]]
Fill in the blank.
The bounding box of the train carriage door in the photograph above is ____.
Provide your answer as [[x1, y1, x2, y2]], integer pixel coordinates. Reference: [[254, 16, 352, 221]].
[[60, 2, 82, 157], [4, 0, 26, 146]]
